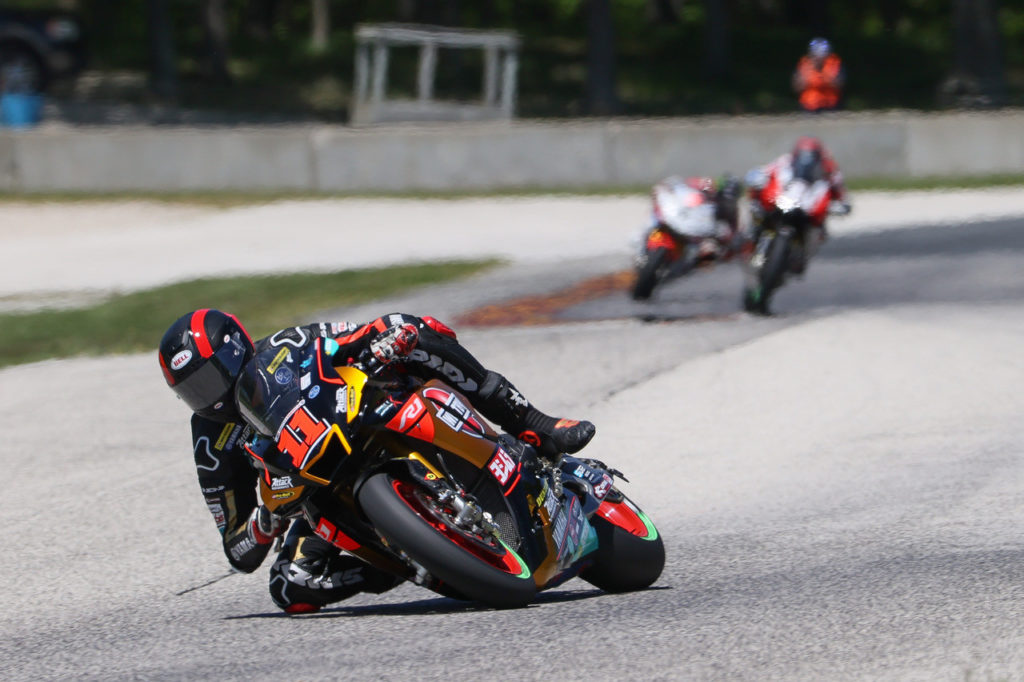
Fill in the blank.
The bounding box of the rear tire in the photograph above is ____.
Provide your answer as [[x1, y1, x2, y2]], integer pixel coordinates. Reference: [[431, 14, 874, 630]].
[[358, 473, 536, 609], [580, 497, 665, 593], [632, 247, 670, 300]]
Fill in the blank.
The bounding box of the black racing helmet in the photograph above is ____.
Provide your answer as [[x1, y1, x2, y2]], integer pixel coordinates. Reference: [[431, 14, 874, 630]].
[[158, 309, 254, 420]]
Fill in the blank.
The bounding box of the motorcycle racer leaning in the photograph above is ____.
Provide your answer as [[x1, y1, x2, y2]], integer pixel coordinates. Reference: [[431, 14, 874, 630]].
[[158, 309, 596, 614], [745, 136, 852, 238], [645, 174, 743, 262]]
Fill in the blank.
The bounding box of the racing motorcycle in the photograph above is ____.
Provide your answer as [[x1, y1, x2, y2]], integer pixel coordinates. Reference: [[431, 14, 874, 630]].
[[631, 176, 726, 301], [235, 334, 665, 609], [742, 175, 845, 315]]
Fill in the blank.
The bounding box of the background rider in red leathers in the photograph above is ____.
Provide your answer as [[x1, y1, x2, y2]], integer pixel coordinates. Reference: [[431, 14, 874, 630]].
[[158, 309, 595, 614], [745, 136, 851, 246]]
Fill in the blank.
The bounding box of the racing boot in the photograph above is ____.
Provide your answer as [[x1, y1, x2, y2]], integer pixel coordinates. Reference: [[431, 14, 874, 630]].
[[476, 371, 596, 457], [269, 520, 401, 614]]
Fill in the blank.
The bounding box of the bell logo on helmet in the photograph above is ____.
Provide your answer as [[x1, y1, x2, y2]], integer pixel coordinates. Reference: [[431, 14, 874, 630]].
[[171, 349, 193, 370]]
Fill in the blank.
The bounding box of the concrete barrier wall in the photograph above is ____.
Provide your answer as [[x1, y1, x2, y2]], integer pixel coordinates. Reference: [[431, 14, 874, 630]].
[[1, 110, 1022, 193]]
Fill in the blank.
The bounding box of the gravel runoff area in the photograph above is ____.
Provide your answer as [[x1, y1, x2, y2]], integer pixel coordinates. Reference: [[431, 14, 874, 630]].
[[1, 187, 1024, 310]]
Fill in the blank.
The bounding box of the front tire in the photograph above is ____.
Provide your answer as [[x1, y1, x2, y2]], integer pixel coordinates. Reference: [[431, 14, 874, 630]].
[[580, 496, 665, 593], [760, 232, 790, 299], [632, 247, 670, 300], [358, 473, 536, 609], [745, 232, 790, 316]]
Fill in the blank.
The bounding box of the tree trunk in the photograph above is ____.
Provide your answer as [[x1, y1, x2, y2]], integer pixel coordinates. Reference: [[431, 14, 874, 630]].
[[145, 0, 178, 99], [201, 0, 232, 83], [246, 0, 279, 40], [704, 0, 729, 80], [586, 0, 619, 115], [649, 0, 680, 23], [311, 0, 330, 51], [951, 0, 1006, 105]]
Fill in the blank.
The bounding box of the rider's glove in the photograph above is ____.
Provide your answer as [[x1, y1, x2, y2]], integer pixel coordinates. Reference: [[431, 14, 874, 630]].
[[370, 323, 419, 365], [829, 200, 852, 216], [249, 505, 288, 545], [744, 168, 768, 191]]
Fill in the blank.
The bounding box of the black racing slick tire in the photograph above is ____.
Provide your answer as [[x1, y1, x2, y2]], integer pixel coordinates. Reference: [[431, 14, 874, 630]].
[[579, 496, 665, 593], [357, 473, 536, 609], [760, 233, 791, 303], [632, 247, 670, 301]]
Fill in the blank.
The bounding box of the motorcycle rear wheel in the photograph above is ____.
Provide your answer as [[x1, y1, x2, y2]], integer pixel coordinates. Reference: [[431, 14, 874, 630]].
[[632, 247, 670, 300], [358, 472, 536, 609], [579, 496, 665, 593]]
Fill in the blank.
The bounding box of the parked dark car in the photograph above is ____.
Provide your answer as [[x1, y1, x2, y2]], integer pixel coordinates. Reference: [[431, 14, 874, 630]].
[[0, 7, 85, 92]]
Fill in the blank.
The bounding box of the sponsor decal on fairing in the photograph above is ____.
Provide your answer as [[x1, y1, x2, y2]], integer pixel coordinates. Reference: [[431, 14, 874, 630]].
[[423, 387, 485, 437], [487, 447, 516, 485], [271, 476, 294, 490]]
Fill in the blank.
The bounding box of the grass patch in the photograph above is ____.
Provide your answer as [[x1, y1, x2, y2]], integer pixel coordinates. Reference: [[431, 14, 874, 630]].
[[0, 174, 1022, 206], [0, 259, 498, 369]]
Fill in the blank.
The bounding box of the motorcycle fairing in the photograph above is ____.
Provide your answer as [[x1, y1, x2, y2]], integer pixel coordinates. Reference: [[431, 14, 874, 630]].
[[385, 379, 498, 468], [530, 489, 597, 586], [237, 343, 361, 488], [594, 497, 659, 540], [651, 178, 717, 238], [645, 228, 681, 256], [385, 393, 435, 442], [561, 456, 615, 515], [313, 515, 361, 551], [487, 445, 523, 496]]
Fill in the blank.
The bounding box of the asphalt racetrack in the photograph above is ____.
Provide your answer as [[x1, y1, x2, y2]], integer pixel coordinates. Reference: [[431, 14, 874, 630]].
[[3, 195, 1024, 680]]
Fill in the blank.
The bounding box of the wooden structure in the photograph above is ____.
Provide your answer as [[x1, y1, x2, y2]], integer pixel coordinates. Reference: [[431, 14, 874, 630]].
[[351, 23, 520, 125]]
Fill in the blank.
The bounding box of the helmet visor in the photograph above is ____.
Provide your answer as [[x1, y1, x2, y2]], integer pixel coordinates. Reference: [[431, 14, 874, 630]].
[[792, 149, 824, 182], [172, 333, 249, 412]]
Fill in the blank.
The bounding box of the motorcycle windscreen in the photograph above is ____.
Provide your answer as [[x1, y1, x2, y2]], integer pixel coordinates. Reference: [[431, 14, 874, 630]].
[[235, 346, 306, 438], [778, 179, 830, 212], [662, 201, 716, 238]]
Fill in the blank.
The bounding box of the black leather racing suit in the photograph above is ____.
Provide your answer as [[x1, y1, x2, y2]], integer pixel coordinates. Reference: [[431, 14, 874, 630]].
[[192, 313, 583, 611]]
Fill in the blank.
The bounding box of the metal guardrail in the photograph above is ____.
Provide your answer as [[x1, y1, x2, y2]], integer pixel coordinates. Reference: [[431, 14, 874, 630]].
[[351, 23, 519, 126]]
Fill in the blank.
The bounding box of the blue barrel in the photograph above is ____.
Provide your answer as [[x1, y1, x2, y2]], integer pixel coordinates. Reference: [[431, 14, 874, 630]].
[[1, 93, 43, 128]]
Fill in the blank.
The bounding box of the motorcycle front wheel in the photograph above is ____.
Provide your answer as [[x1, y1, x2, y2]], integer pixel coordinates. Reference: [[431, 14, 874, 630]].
[[744, 232, 790, 315], [760, 232, 791, 298], [579, 495, 665, 593], [632, 247, 670, 300], [358, 472, 536, 609]]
